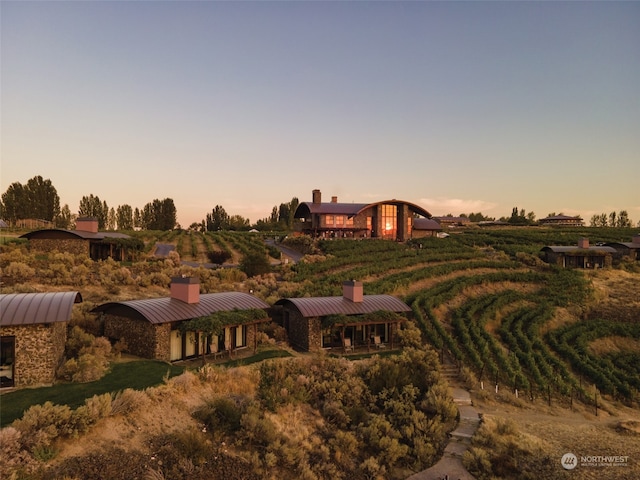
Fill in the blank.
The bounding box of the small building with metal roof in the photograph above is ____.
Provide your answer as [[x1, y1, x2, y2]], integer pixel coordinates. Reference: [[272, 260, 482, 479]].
[[540, 238, 616, 269], [94, 277, 271, 362], [411, 218, 443, 238], [604, 235, 640, 262], [20, 217, 142, 261], [1, 291, 82, 388], [294, 189, 432, 241], [274, 281, 410, 352], [538, 215, 585, 227]]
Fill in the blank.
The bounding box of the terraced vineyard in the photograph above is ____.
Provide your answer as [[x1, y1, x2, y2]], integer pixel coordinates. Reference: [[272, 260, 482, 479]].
[[283, 228, 640, 408]]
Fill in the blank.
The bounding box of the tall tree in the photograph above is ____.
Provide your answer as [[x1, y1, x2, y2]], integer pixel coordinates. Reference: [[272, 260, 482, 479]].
[[141, 198, 177, 230], [55, 204, 73, 229], [616, 210, 632, 228], [26, 176, 60, 221], [206, 205, 230, 231], [1, 182, 28, 224], [116, 204, 134, 230], [78, 194, 107, 229], [107, 207, 116, 230], [133, 207, 142, 229]]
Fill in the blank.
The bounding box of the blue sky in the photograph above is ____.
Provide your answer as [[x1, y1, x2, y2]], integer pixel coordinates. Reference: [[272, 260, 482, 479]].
[[2, 1, 639, 226]]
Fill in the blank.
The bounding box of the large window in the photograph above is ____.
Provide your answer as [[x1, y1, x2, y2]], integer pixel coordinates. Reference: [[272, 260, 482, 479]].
[[381, 204, 397, 240]]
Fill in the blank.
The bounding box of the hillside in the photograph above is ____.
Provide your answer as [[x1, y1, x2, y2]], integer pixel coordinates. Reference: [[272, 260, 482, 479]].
[[1, 227, 639, 479]]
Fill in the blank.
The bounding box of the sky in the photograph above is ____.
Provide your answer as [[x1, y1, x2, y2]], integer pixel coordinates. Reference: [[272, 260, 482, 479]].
[[1, 1, 639, 227]]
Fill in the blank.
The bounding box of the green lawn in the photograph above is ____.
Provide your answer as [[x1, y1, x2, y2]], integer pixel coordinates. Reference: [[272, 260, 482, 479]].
[[0, 360, 185, 428]]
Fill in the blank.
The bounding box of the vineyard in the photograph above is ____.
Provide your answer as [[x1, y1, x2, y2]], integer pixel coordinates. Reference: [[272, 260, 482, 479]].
[[125, 225, 640, 409], [276, 227, 640, 409]]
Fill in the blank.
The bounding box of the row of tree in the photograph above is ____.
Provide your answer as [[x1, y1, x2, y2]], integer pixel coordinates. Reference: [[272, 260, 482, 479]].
[[2, 175, 638, 231], [589, 211, 634, 228], [0, 176, 176, 231]]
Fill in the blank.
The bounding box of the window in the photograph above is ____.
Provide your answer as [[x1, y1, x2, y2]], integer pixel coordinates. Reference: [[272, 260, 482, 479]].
[[381, 204, 397, 240]]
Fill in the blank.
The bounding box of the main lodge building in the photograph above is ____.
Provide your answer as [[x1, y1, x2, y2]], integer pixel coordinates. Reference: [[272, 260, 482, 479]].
[[293, 189, 433, 241]]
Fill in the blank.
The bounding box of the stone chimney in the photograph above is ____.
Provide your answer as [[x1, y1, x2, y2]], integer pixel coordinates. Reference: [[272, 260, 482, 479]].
[[312, 189, 321, 204], [577, 238, 589, 249], [76, 217, 99, 233], [171, 276, 200, 304], [343, 280, 363, 303], [633, 234, 640, 245], [331, 196, 338, 203]]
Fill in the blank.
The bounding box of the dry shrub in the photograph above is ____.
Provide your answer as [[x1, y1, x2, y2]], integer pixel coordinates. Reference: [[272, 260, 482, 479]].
[[166, 369, 198, 393], [111, 388, 151, 416], [0, 426, 36, 473], [3, 261, 36, 281], [12, 402, 74, 449]]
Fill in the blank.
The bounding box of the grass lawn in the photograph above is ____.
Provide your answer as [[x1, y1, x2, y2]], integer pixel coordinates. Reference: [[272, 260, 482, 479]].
[[0, 360, 185, 428]]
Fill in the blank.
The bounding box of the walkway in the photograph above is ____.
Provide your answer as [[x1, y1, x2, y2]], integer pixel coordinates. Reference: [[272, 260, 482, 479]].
[[408, 363, 480, 480]]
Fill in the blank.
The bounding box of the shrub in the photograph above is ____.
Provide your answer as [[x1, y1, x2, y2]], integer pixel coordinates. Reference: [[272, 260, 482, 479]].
[[111, 388, 151, 416], [12, 401, 74, 449], [194, 396, 244, 437], [3, 261, 36, 281]]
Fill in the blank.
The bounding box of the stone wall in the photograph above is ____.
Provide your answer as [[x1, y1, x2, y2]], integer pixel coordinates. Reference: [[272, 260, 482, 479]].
[[104, 314, 165, 360], [285, 309, 310, 352], [31, 238, 90, 256], [0, 322, 67, 387]]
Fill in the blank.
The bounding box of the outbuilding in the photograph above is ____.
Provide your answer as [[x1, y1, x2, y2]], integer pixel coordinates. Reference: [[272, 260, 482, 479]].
[[274, 281, 410, 352], [94, 277, 271, 362], [1, 291, 82, 388]]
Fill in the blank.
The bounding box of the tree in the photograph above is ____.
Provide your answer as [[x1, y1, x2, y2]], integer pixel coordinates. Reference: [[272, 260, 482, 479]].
[[206, 205, 230, 231], [78, 194, 107, 228], [133, 207, 142, 229], [26, 176, 60, 222], [239, 251, 271, 277], [229, 215, 250, 231], [616, 210, 632, 228], [107, 207, 116, 230], [116, 205, 134, 230], [141, 198, 177, 230], [1, 182, 28, 224], [56, 204, 73, 229], [1, 176, 60, 224]]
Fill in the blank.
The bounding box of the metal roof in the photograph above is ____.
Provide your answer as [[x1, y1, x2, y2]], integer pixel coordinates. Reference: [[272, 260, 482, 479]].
[[20, 229, 130, 240], [92, 292, 270, 325], [413, 218, 442, 230], [274, 295, 411, 318], [541, 246, 617, 253], [295, 200, 431, 218], [0, 291, 83, 327]]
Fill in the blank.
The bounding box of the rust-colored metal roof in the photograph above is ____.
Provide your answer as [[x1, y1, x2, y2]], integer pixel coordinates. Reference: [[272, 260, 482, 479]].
[[274, 295, 411, 318], [92, 292, 270, 325], [295, 200, 431, 219], [0, 292, 82, 327]]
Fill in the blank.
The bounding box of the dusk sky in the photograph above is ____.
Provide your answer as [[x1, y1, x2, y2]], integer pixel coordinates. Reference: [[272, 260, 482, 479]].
[[2, 1, 639, 227]]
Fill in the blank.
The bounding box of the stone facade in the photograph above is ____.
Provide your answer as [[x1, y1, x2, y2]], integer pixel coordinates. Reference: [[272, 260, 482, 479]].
[[31, 238, 89, 256], [0, 322, 67, 387], [104, 313, 261, 361], [103, 314, 171, 361]]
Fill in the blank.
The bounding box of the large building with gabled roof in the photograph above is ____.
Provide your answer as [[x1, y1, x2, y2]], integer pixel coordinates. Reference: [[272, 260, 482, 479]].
[[294, 189, 432, 241]]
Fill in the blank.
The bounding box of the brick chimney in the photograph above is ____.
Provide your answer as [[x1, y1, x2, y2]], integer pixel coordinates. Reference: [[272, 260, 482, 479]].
[[312, 189, 321, 204], [76, 217, 99, 233], [577, 238, 589, 249], [343, 280, 363, 303], [632, 234, 640, 245], [171, 276, 200, 304], [331, 196, 338, 203]]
